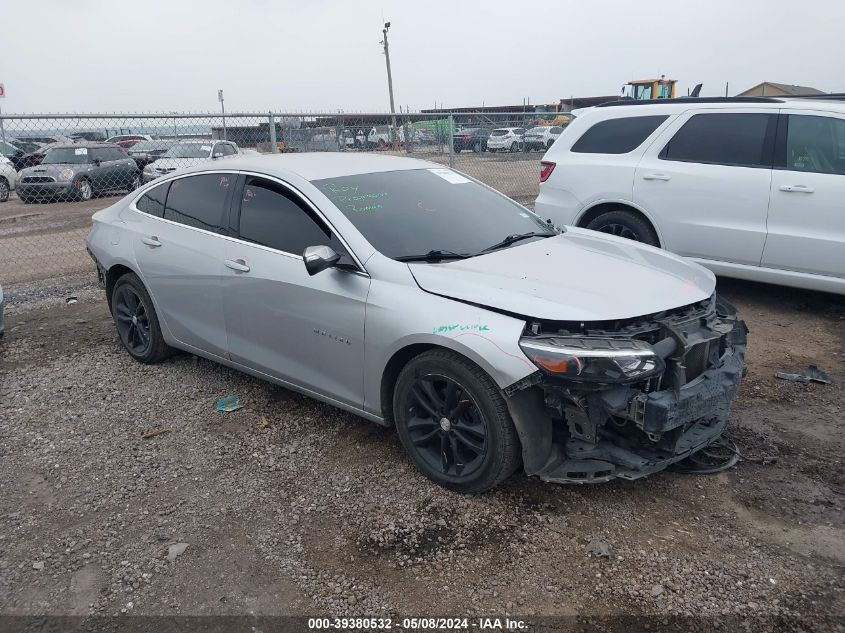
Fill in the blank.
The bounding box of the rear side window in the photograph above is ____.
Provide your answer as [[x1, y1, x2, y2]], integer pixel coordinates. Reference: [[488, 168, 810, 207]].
[[164, 173, 232, 232], [661, 113, 775, 167], [571, 115, 668, 154], [238, 177, 343, 256], [136, 182, 170, 218]]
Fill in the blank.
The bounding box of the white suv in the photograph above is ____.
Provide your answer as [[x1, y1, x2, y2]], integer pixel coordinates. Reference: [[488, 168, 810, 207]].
[[487, 127, 525, 152], [535, 97, 845, 295]]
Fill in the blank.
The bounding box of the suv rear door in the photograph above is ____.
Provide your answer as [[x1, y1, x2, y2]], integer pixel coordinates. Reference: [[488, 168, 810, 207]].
[[763, 110, 845, 278], [634, 109, 777, 266]]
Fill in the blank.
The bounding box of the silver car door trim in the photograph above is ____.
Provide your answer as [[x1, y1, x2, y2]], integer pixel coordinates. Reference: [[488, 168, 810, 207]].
[[128, 169, 369, 275]]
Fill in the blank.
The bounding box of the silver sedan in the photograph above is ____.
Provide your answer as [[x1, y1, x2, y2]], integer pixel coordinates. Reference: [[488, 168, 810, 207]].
[[86, 153, 747, 493]]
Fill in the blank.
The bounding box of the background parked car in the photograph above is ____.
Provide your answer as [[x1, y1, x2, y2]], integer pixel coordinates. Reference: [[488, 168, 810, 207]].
[[0, 155, 18, 202], [524, 126, 565, 151], [142, 140, 241, 182], [535, 97, 845, 295], [17, 143, 140, 203], [106, 134, 159, 147], [0, 139, 30, 170], [69, 131, 108, 142], [486, 127, 525, 153], [127, 139, 179, 169], [15, 141, 68, 169], [452, 127, 491, 153]]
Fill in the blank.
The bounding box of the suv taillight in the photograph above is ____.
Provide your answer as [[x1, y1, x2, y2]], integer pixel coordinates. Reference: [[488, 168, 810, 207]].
[[539, 161, 556, 183]]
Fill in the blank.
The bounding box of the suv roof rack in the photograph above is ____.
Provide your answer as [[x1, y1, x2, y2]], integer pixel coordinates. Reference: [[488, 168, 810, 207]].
[[596, 96, 784, 107], [785, 93, 845, 101]]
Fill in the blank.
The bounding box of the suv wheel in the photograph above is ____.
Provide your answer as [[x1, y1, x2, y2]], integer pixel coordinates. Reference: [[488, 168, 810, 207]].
[[393, 349, 521, 493], [472, 140, 483, 153], [585, 209, 659, 247]]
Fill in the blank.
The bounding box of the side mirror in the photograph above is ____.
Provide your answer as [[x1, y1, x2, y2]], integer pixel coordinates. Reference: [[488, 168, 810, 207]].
[[303, 245, 341, 276], [92, 158, 101, 166]]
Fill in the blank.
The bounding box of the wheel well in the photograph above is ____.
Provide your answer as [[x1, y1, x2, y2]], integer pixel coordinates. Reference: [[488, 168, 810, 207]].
[[576, 203, 660, 247], [379, 343, 438, 424], [105, 264, 135, 309]]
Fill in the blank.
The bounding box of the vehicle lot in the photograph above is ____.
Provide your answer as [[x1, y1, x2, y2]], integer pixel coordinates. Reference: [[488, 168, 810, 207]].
[[1, 235, 843, 624]]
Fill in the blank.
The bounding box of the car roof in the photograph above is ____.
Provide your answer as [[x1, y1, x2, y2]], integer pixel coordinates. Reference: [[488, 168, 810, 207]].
[[581, 97, 845, 118], [167, 152, 438, 181], [49, 142, 120, 149]]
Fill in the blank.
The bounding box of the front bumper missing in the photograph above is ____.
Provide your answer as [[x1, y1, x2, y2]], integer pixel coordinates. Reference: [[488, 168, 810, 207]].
[[506, 298, 748, 484]]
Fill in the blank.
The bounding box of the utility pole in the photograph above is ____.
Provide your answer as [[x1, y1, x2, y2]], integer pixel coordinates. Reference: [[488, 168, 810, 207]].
[[381, 22, 397, 145], [218, 89, 227, 140]]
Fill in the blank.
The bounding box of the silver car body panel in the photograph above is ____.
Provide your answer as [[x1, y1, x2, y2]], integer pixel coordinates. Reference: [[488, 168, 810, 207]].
[[87, 153, 724, 427]]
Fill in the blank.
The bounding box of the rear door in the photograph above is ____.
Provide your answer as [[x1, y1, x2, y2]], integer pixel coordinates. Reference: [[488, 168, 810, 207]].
[[221, 175, 370, 407], [129, 172, 236, 357], [634, 109, 776, 265], [763, 110, 845, 278]]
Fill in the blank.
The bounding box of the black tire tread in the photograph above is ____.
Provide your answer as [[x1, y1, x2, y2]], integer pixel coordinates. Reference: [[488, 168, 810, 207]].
[[585, 209, 659, 247], [394, 349, 521, 493], [111, 272, 174, 364]]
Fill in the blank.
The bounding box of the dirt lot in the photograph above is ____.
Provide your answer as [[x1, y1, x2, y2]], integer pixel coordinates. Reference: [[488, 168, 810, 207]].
[[1, 266, 843, 630]]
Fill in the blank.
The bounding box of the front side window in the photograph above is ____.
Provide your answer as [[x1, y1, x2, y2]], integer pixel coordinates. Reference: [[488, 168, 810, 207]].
[[163, 173, 231, 232], [136, 182, 170, 218], [312, 168, 555, 260], [164, 143, 212, 159], [571, 115, 668, 154], [238, 177, 345, 257], [784, 115, 845, 175], [662, 113, 775, 167]]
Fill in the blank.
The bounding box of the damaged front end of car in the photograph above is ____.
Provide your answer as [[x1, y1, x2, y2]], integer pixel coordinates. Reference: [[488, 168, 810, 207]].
[[505, 294, 747, 483]]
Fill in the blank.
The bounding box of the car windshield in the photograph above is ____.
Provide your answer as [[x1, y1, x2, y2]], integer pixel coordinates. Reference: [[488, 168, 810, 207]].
[[42, 148, 90, 164], [490, 130, 509, 136], [163, 143, 211, 158], [131, 140, 172, 152], [312, 168, 556, 260]]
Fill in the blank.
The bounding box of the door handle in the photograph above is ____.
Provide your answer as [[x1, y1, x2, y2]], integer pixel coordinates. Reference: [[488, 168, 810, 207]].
[[224, 258, 250, 273], [779, 184, 815, 193], [141, 236, 161, 247], [642, 173, 671, 181]]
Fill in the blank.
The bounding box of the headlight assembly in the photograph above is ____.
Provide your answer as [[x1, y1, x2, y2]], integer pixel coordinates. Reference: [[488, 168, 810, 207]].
[[58, 168, 75, 181], [519, 336, 664, 383]]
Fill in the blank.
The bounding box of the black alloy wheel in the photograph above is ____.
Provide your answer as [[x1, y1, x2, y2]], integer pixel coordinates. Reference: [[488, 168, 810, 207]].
[[113, 284, 152, 356]]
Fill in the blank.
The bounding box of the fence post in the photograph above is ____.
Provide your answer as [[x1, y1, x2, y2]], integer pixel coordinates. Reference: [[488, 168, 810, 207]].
[[448, 114, 454, 169], [269, 111, 278, 153]]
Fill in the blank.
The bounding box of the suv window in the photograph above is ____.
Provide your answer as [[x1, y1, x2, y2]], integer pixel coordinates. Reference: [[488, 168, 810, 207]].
[[784, 114, 845, 175], [90, 148, 110, 163], [571, 115, 668, 154], [551, 127, 563, 134], [238, 177, 345, 257], [662, 113, 775, 167], [135, 182, 170, 218], [105, 148, 126, 161], [163, 173, 232, 232]]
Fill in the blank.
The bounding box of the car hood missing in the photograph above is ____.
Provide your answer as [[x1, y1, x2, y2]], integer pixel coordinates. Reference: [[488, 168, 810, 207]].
[[408, 228, 716, 322]]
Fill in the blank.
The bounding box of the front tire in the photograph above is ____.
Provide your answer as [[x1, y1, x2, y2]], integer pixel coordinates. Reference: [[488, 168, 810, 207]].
[[0, 178, 9, 202], [74, 178, 93, 201], [393, 350, 521, 493], [584, 209, 659, 247], [111, 272, 173, 364]]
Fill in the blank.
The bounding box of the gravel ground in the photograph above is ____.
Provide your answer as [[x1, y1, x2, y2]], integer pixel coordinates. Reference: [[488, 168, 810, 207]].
[[1, 273, 844, 631]]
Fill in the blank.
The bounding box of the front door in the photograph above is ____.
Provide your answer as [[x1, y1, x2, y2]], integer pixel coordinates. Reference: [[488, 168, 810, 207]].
[[634, 110, 776, 265], [222, 175, 370, 408], [763, 111, 845, 278], [128, 172, 235, 357]]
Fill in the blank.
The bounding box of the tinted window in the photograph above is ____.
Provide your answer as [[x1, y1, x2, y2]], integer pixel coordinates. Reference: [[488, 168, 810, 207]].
[[551, 127, 563, 134], [90, 148, 110, 163], [571, 115, 668, 154], [136, 182, 170, 218], [662, 113, 774, 167], [785, 115, 845, 175], [238, 177, 344, 256], [164, 174, 232, 232], [312, 168, 555, 260]]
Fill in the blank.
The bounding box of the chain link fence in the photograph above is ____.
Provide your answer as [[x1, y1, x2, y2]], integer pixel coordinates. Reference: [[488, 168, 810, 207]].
[[0, 110, 572, 287]]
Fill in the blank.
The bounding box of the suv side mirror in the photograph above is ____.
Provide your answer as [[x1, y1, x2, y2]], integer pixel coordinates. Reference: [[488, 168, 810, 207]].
[[303, 245, 341, 276]]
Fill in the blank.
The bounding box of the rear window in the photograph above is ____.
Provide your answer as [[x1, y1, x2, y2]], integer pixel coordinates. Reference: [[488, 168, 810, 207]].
[[661, 113, 775, 167], [163, 174, 231, 232], [136, 182, 170, 218], [491, 130, 508, 136], [571, 115, 668, 154]]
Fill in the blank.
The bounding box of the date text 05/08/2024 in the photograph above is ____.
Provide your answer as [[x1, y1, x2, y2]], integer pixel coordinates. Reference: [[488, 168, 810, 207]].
[[307, 617, 528, 630]]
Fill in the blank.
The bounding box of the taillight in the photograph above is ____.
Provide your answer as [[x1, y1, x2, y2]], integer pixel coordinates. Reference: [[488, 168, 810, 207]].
[[462, 135, 472, 141], [539, 161, 556, 183]]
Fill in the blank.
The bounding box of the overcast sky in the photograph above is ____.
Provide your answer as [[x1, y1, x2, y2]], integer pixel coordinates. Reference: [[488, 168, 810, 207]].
[[2, 0, 843, 114]]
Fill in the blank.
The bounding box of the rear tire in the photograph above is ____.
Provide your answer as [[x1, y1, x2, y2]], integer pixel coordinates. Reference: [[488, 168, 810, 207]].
[[584, 209, 659, 247], [0, 178, 9, 202], [393, 349, 521, 494], [111, 272, 173, 364]]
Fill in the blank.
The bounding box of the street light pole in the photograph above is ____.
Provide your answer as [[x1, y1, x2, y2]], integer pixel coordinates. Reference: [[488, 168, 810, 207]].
[[218, 89, 227, 140], [381, 22, 397, 143]]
